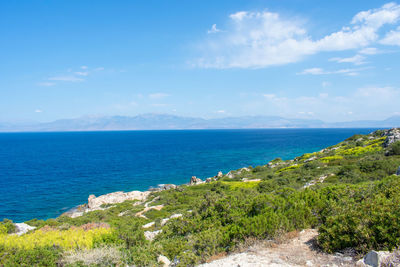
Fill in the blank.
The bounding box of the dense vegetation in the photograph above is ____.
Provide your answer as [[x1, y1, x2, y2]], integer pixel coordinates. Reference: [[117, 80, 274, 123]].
[[1, 129, 400, 266]]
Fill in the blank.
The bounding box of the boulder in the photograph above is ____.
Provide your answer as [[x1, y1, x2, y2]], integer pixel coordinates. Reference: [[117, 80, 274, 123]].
[[397, 166, 400, 176], [226, 171, 235, 178], [157, 184, 176, 190], [217, 171, 223, 178], [189, 176, 203, 185], [142, 221, 155, 229], [158, 255, 171, 267], [381, 128, 400, 147], [205, 177, 214, 183], [304, 156, 317, 163], [14, 223, 36, 236], [237, 167, 251, 174], [88, 191, 150, 209], [161, 213, 183, 226], [144, 230, 162, 241], [357, 250, 390, 267]]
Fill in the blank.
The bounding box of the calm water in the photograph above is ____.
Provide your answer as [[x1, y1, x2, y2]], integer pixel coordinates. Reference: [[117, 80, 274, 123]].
[[0, 128, 376, 222]]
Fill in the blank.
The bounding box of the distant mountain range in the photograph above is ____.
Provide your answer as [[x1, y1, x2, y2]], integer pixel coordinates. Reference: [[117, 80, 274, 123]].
[[1, 114, 400, 132]]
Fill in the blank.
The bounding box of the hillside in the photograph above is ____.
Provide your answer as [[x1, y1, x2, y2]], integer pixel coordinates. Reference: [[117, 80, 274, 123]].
[[1, 128, 400, 266]]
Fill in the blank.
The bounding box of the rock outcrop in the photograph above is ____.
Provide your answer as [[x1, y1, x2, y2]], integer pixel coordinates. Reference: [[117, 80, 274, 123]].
[[217, 171, 223, 178], [13, 223, 36, 236], [397, 166, 400, 176], [144, 230, 162, 241], [356, 250, 390, 267], [88, 190, 150, 210], [190, 176, 203, 185], [381, 128, 400, 147], [157, 255, 171, 267]]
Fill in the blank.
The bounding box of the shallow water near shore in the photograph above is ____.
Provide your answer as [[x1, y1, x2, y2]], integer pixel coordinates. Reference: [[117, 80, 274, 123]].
[[0, 128, 377, 222]]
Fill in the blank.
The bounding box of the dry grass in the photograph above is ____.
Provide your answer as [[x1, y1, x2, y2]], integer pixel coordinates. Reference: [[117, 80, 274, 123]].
[[206, 252, 227, 263], [382, 250, 400, 267], [62, 246, 123, 266]]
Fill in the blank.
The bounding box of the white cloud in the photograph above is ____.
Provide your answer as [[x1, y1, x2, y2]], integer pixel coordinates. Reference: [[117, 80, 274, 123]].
[[359, 47, 379, 55], [34, 109, 43, 113], [48, 76, 84, 82], [196, 3, 400, 68], [322, 82, 331, 88], [151, 103, 168, 107], [355, 86, 399, 100], [208, 24, 221, 34], [80, 66, 88, 69], [263, 93, 276, 99], [380, 26, 400, 45], [257, 86, 400, 121], [216, 110, 226, 113], [149, 93, 170, 99], [299, 68, 326, 75], [37, 82, 56, 87], [299, 67, 367, 76], [74, 71, 89, 76], [329, 54, 366, 65]]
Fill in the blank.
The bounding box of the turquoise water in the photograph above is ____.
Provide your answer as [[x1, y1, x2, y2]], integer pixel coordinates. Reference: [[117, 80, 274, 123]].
[[0, 128, 376, 222]]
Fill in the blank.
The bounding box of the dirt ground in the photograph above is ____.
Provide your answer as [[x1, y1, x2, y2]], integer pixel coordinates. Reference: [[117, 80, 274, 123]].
[[199, 229, 357, 267]]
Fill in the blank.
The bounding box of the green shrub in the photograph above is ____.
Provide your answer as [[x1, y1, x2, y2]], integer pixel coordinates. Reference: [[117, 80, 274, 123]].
[[0, 246, 61, 267], [388, 141, 400, 156]]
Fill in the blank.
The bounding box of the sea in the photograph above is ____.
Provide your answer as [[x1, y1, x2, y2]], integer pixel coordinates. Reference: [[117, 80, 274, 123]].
[[0, 128, 377, 222]]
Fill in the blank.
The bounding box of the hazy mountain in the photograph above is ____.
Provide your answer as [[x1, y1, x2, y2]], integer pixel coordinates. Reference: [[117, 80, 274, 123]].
[[0, 114, 399, 132]]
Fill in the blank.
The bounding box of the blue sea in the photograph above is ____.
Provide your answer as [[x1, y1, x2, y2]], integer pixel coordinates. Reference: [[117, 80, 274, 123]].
[[0, 128, 377, 222]]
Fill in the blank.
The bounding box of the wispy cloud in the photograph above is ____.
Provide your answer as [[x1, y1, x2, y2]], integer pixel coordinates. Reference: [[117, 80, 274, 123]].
[[359, 47, 379, 55], [34, 109, 43, 113], [298, 67, 368, 76], [195, 3, 400, 68], [39, 66, 105, 86], [329, 54, 366, 65], [380, 26, 400, 45], [48, 76, 84, 82], [37, 82, 56, 87], [257, 86, 400, 121], [149, 93, 170, 99], [207, 24, 221, 34], [74, 71, 89, 76]]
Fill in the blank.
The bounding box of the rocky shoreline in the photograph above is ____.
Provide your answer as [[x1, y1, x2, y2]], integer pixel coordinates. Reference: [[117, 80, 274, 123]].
[[62, 171, 227, 219]]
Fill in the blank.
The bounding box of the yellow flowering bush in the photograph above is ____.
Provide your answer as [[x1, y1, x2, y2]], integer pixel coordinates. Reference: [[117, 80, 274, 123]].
[[0, 227, 113, 250], [276, 164, 302, 173], [338, 144, 382, 156], [320, 155, 343, 163], [222, 181, 260, 189]]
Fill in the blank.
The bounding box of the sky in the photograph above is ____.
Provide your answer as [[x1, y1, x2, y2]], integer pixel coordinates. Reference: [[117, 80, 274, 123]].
[[1, 0, 400, 123]]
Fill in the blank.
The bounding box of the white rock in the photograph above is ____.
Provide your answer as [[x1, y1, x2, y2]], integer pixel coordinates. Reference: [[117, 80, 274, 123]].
[[14, 223, 36, 236], [190, 176, 203, 185], [217, 171, 223, 177], [161, 214, 183, 226], [144, 230, 162, 241], [226, 171, 235, 178], [304, 156, 317, 163], [142, 221, 155, 229], [170, 213, 182, 219], [88, 191, 150, 209], [158, 255, 171, 267], [362, 250, 390, 267]]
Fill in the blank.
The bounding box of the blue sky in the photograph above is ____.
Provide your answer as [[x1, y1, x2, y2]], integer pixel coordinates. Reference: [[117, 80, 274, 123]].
[[1, 0, 400, 123]]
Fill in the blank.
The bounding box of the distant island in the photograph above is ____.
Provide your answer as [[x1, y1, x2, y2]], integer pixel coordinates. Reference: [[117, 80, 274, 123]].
[[1, 113, 400, 132]]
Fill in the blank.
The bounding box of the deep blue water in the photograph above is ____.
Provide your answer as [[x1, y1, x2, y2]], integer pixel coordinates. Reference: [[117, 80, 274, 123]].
[[0, 129, 377, 222]]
